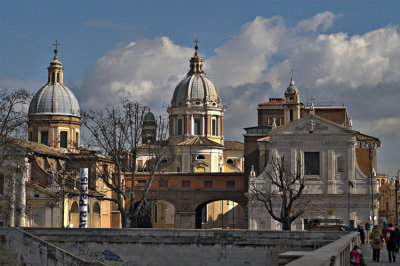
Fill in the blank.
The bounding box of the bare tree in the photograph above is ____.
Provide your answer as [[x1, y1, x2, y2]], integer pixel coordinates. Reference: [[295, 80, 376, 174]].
[[81, 99, 169, 228], [250, 156, 309, 230]]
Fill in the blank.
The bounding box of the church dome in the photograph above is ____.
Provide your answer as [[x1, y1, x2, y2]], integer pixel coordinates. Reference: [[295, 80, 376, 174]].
[[171, 43, 221, 108], [144, 111, 155, 121], [285, 78, 298, 93], [28, 84, 80, 117], [28, 48, 80, 117]]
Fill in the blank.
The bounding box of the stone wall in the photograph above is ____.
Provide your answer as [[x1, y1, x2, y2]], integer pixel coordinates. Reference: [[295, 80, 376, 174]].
[[0, 227, 102, 266], [24, 228, 347, 266]]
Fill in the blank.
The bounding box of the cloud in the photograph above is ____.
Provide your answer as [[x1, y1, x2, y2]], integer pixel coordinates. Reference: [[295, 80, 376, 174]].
[[78, 13, 400, 175], [295, 11, 337, 32], [79, 37, 193, 115]]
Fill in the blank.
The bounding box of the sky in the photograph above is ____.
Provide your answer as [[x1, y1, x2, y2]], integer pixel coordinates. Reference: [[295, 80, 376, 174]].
[[1, 0, 400, 177]]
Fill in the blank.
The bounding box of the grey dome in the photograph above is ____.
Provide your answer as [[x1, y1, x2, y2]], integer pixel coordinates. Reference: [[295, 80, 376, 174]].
[[28, 84, 80, 117], [285, 78, 298, 93], [171, 73, 221, 107]]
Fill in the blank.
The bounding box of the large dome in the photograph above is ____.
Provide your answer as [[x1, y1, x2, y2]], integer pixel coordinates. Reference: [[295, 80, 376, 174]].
[[170, 43, 221, 108], [171, 73, 221, 107], [28, 84, 80, 117]]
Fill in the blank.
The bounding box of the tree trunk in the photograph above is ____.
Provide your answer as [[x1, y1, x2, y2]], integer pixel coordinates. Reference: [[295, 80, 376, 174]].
[[282, 218, 292, 231]]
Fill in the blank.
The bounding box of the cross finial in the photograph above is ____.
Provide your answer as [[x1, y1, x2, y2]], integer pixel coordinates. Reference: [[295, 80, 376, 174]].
[[194, 38, 200, 47], [52, 40, 61, 54]]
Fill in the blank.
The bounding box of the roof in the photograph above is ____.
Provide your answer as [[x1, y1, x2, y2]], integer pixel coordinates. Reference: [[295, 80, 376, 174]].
[[224, 141, 244, 150], [356, 132, 381, 146], [144, 111, 155, 121], [177, 136, 223, 147], [6, 137, 67, 157], [258, 98, 285, 106], [28, 84, 80, 117]]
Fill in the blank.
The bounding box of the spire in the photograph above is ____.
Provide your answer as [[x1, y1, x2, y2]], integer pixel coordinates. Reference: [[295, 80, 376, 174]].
[[47, 41, 64, 85], [188, 38, 204, 75]]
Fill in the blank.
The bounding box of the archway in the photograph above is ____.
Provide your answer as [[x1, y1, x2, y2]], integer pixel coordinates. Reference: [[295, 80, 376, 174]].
[[152, 200, 176, 229], [69, 201, 79, 228], [92, 202, 101, 228], [195, 200, 243, 229]]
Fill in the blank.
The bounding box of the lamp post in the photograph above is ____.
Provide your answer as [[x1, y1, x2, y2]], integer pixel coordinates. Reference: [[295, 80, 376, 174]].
[[368, 142, 376, 226], [390, 169, 400, 225], [348, 181, 354, 229]]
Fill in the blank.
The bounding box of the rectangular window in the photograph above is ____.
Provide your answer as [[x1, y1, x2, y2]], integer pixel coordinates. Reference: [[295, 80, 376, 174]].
[[159, 180, 168, 188], [386, 202, 389, 210], [137, 180, 147, 187], [304, 152, 320, 175], [226, 181, 235, 188], [182, 180, 191, 188], [0, 173, 4, 195], [75, 132, 79, 148], [211, 119, 216, 135], [153, 204, 158, 224], [194, 119, 201, 135], [177, 119, 183, 135], [204, 181, 213, 188], [28, 132, 32, 141], [41, 131, 48, 145], [336, 155, 344, 173], [60, 131, 68, 148]]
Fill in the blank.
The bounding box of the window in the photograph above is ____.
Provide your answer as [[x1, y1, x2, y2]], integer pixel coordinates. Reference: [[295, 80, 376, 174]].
[[227, 159, 234, 164], [336, 155, 344, 173], [386, 202, 389, 210], [196, 155, 205, 160], [204, 181, 213, 188], [153, 204, 158, 224], [226, 181, 235, 188], [290, 110, 294, 121], [177, 119, 183, 135], [182, 180, 191, 188], [137, 180, 147, 187], [194, 119, 201, 135], [28, 132, 32, 141], [304, 152, 320, 175], [177, 167, 181, 172], [41, 131, 48, 145], [212, 119, 216, 135], [75, 132, 79, 148], [0, 173, 4, 195], [159, 180, 168, 188], [60, 131, 68, 148], [57, 73, 60, 83]]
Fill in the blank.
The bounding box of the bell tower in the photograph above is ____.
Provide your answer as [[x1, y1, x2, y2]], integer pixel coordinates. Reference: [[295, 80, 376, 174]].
[[284, 77, 300, 123]]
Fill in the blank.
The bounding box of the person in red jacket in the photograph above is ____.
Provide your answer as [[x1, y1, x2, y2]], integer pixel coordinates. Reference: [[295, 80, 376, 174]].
[[350, 245, 361, 265]]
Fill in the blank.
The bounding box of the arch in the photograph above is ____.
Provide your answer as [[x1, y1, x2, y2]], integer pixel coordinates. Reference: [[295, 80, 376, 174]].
[[69, 201, 79, 228], [195, 199, 244, 229], [92, 202, 101, 228]]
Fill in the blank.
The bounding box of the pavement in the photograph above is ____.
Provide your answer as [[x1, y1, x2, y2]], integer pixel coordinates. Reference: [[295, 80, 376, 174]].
[[360, 242, 399, 265]]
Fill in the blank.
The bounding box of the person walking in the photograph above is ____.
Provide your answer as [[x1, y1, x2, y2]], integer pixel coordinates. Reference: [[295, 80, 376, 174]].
[[358, 225, 365, 244], [369, 225, 384, 262], [386, 223, 399, 262]]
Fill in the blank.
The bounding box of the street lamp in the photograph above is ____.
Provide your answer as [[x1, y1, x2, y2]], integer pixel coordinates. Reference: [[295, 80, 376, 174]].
[[368, 142, 376, 226], [389, 169, 400, 225], [348, 180, 354, 229]]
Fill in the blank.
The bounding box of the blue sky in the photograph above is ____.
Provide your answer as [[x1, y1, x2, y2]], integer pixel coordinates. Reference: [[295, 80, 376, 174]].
[[1, 0, 400, 176]]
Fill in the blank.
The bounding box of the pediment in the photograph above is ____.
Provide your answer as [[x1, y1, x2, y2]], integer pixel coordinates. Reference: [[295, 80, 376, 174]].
[[269, 115, 355, 136]]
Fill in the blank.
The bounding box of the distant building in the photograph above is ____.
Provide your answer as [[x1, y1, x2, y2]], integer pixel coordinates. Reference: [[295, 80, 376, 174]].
[[246, 78, 380, 230]]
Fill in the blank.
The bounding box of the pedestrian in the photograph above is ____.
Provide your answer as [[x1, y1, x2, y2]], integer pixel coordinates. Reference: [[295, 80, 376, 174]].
[[358, 224, 365, 244], [350, 245, 361, 265], [386, 223, 399, 262], [369, 225, 384, 262]]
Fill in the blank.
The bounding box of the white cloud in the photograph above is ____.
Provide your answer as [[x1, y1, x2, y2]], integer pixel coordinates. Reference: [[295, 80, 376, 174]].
[[295, 11, 336, 32], [79, 37, 193, 115], [78, 13, 400, 175]]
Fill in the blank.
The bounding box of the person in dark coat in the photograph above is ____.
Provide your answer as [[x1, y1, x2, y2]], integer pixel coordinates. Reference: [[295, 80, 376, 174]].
[[358, 225, 365, 244], [395, 224, 400, 253], [386, 223, 399, 262]]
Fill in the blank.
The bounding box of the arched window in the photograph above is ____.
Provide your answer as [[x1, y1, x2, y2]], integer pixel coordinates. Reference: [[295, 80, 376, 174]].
[[227, 159, 234, 164], [196, 155, 205, 160]]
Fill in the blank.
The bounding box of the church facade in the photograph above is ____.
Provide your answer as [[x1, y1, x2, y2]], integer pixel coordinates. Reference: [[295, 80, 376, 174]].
[[246, 78, 380, 230]]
